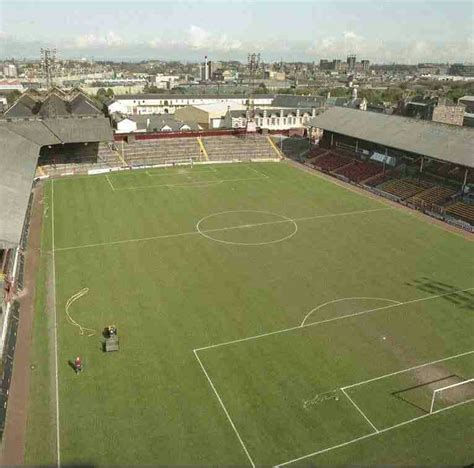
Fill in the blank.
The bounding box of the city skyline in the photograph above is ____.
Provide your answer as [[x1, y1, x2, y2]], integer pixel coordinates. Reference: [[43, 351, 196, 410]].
[[0, 0, 473, 63]]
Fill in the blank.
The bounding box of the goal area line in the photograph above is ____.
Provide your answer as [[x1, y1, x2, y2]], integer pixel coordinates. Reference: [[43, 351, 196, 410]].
[[276, 349, 474, 467], [195, 336, 473, 467], [105, 163, 270, 191], [276, 397, 473, 467]]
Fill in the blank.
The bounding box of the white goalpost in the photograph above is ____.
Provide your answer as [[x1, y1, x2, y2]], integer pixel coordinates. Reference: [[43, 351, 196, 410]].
[[429, 377, 474, 413], [164, 156, 194, 167]]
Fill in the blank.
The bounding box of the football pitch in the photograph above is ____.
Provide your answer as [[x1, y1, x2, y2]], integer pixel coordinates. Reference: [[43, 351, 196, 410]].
[[26, 162, 473, 466]]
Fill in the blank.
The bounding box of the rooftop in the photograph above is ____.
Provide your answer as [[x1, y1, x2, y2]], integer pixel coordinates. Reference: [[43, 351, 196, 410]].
[[0, 116, 112, 248], [310, 107, 474, 168]]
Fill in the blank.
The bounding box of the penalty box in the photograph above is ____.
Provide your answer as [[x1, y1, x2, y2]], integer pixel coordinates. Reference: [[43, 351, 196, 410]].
[[106, 164, 269, 190], [195, 318, 474, 466]]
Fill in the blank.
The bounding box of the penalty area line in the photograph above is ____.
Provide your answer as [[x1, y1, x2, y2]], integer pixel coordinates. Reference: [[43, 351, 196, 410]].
[[275, 398, 474, 467], [340, 388, 379, 433], [109, 175, 268, 190], [194, 286, 474, 352], [193, 350, 256, 467]]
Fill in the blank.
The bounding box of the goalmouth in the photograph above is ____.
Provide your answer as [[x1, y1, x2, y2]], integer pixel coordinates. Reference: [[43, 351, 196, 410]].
[[430, 377, 474, 413]]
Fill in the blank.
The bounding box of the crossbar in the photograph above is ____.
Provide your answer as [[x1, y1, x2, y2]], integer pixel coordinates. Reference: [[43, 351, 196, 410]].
[[430, 377, 474, 413]]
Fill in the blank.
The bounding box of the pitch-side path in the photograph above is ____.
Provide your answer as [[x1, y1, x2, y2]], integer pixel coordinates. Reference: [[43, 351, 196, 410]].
[[0, 185, 44, 465]]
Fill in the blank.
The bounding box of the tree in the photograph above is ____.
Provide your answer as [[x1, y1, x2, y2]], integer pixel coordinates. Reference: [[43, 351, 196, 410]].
[[143, 84, 167, 94], [106, 88, 114, 98], [253, 82, 269, 94], [96, 88, 108, 102]]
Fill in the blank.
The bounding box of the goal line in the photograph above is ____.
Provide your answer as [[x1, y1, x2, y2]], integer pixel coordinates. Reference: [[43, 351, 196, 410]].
[[429, 377, 474, 414]]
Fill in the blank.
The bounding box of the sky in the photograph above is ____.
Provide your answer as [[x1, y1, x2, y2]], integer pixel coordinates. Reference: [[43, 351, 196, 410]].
[[0, 0, 473, 63]]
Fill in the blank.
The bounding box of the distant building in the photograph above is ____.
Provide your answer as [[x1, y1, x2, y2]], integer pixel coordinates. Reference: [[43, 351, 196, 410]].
[[319, 59, 343, 71], [399, 96, 465, 127], [459, 96, 474, 127], [448, 63, 474, 77], [0, 79, 24, 93], [458, 96, 474, 113], [224, 107, 318, 131], [107, 94, 274, 115], [263, 70, 286, 81], [110, 113, 200, 133], [431, 99, 465, 127], [174, 102, 246, 129], [347, 55, 356, 72], [360, 60, 370, 72], [417, 63, 449, 75], [199, 56, 218, 81], [2, 63, 17, 78], [154, 74, 180, 90]]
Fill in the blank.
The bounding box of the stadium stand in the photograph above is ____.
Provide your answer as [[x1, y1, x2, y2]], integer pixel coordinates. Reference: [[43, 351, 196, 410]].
[[406, 185, 458, 208], [37, 139, 120, 177], [306, 147, 329, 161], [377, 178, 433, 200], [0, 116, 112, 245], [445, 201, 474, 224], [121, 138, 202, 166], [202, 135, 278, 161], [363, 171, 394, 187], [311, 151, 352, 172], [334, 159, 383, 183]]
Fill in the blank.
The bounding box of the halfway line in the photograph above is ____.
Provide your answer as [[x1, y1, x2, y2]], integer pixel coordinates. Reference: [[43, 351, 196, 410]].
[[54, 207, 392, 251]]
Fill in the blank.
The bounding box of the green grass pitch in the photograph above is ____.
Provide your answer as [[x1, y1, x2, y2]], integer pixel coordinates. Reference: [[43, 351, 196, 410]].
[[26, 162, 474, 466]]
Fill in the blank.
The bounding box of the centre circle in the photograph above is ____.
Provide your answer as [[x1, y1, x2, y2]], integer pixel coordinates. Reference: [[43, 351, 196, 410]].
[[196, 210, 298, 245]]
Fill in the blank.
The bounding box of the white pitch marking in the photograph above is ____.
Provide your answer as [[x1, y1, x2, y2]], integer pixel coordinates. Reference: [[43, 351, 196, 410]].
[[110, 175, 267, 190], [300, 297, 402, 327], [51, 180, 61, 467], [341, 349, 474, 391], [54, 207, 392, 252], [195, 210, 298, 246], [340, 388, 379, 433], [275, 398, 474, 467], [105, 174, 116, 191], [145, 166, 216, 177], [194, 287, 474, 352], [194, 350, 256, 467]]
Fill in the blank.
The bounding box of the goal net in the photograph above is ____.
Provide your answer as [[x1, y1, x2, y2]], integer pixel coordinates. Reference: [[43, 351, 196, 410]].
[[164, 157, 194, 167], [429, 377, 474, 413]]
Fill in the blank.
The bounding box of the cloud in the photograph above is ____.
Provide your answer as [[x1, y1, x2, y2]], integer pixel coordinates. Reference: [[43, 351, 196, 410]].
[[1, 27, 472, 63], [74, 31, 124, 49], [343, 31, 362, 41], [306, 31, 473, 64], [150, 25, 243, 53]]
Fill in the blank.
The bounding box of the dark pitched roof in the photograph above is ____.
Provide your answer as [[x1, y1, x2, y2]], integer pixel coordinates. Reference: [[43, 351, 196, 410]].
[[0, 126, 40, 249], [69, 93, 102, 115], [133, 114, 199, 132], [4, 94, 40, 117], [38, 93, 69, 118], [326, 97, 349, 107], [4, 88, 102, 118], [0, 115, 113, 247], [113, 93, 275, 100], [271, 95, 325, 108], [310, 107, 474, 168]]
